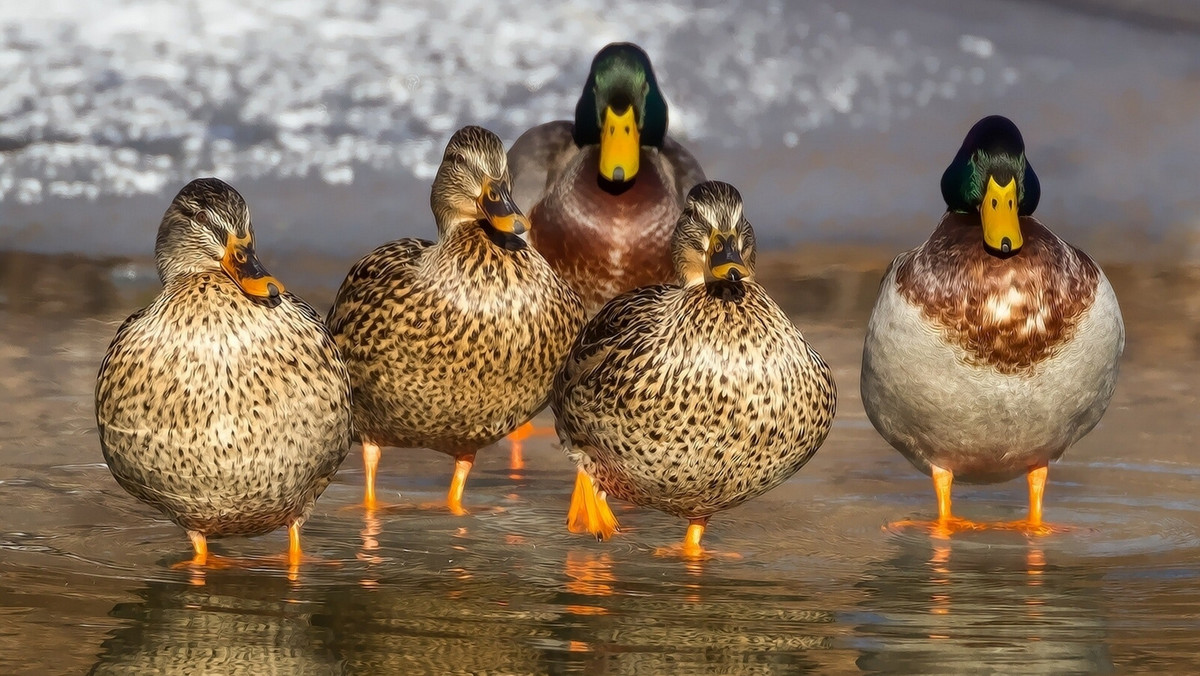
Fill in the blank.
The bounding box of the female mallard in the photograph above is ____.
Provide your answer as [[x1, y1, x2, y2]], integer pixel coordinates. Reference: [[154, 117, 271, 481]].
[[327, 126, 585, 514], [508, 41, 706, 315], [552, 181, 837, 557], [95, 177, 352, 567], [861, 115, 1125, 534]]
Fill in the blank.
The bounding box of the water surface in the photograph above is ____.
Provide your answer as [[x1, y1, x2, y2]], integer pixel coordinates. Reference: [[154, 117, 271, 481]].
[[1, 255, 1198, 674]]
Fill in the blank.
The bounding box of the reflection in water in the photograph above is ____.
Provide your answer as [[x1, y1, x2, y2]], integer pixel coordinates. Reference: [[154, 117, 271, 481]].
[[546, 552, 838, 674], [89, 575, 339, 675], [854, 535, 1114, 675], [312, 573, 550, 675], [2, 252, 1199, 673]]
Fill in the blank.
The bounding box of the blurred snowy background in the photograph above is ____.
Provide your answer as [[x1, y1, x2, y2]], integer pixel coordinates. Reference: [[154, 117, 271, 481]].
[[0, 0, 1198, 261]]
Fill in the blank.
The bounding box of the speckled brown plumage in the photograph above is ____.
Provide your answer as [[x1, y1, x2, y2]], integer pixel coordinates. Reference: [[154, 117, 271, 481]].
[[95, 178, 351, 549], [894, 212, 1101, 376], [326, 126, 585, 508], [553, 182, 836, 544]]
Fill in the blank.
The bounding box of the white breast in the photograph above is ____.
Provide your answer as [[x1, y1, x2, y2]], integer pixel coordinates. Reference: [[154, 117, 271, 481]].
[[861, 261, 1125, 483]]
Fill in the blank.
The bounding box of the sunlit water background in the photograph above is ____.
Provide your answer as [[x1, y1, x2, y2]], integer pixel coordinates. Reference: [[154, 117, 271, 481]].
[[2, 0, 1200, 674]]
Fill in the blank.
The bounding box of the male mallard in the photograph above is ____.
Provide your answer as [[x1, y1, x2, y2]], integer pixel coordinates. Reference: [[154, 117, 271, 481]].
[[95, 178, 352, 567], [327, 126, 585, 514], [552, 181, 837, 557], [861, 115, 1125, 534], [508, 41, 706, 315]]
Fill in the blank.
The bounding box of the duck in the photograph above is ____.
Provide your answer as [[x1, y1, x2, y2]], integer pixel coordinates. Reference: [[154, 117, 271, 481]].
[[95, 177, 352, 568], [552, 181, 837, 557], [860, 115, 1125, 535], [508, 41, 707, 316], [326, 125, 585, 514]]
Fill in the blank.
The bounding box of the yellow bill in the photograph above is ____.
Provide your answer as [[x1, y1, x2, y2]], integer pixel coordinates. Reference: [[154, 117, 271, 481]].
[[981, 175, 1022, 253], [477, 177, 529, 235], [708, 233, 749, 282], [599, 105, 640, 183], [220, 232, 285, 302]]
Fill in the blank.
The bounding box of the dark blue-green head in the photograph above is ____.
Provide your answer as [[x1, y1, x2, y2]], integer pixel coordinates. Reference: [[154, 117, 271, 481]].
[[573, 42, 669, 184], [940, 115, 1041, 254]]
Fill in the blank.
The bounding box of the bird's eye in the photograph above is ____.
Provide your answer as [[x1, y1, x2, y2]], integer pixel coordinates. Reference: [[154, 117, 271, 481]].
[[194, 209, 209, 224], [234, 250, 247, 264], [713, 240, 724, 253], [486, 188, 498, 202]]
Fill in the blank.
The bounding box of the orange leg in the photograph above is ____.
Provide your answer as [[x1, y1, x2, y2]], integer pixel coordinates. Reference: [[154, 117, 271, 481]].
[[888, 465, 987, 536], [566, 469, 619, 540], [363, 441, 381, 510], [998, 464, 1067, 535], [447, 452, 475, 516], [654, 516, 741, 560], [507, 421, 554, 470], [1028, 464, 1046, 526], [288, 522, 302, 566], [188, 530, 208, 566]]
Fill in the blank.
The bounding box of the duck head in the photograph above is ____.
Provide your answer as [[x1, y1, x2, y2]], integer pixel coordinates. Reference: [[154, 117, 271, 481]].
[[940, 115, 1041, 255], [673, 181, 757, 287], [573, 42, 669, 184], [432, 125, 529, 238], [155, 177, 284, 306]]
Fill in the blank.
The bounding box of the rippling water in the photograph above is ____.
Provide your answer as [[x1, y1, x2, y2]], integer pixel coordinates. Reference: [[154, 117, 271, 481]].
[[1, 254, 1198, 674]]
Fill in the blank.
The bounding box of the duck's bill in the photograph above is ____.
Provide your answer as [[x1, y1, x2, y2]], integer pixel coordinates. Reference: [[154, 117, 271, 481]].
[[708, 234, 749, 282], [599, 105, 640, 183], [981, 175, 1023, 254], [478, 179, 530, 235], [220, 232, 285, 303]]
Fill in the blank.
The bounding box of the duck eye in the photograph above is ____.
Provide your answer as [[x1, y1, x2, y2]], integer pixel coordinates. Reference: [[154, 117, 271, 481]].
[[194, 209, 209, 224], [487, 188, 498, 202], [234, 250, 247, 264]]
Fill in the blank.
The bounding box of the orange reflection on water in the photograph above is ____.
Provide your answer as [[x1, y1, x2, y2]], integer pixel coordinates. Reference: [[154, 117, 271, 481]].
[[564, 551, 614, 616]]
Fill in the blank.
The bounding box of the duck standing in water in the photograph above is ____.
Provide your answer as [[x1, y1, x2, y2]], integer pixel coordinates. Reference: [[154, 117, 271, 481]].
[[552, 181, 836, 557], [861, 115, 1125, 534], [327, 126, 585, 514], [96, 178, 352, 567], [506, 42, 706, 459]]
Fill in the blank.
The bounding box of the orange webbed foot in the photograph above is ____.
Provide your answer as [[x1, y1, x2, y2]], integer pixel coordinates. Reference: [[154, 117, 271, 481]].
[[566, 470, 620, 540], [652, 518, 740, 560], [885, 516, 990, 539]]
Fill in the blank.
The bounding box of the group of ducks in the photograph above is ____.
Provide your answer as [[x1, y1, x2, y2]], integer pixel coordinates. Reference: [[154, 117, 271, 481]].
[[94, 43, 1125, 566]]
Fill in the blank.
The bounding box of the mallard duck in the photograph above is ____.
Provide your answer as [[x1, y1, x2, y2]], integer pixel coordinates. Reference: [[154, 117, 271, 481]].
[[552, 181, 837, 557], [327, 126, 585, 514], [508, 41, 706, 316], [861, 115, 1125, 534], [95, 177, 352, 567]]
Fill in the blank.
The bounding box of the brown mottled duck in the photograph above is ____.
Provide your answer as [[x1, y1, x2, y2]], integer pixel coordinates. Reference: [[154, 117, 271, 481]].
[[552, 181, 837, 557], [327, 125, 585, 514], [861, 115, 1125, 535], [95, 177, 352, 568]]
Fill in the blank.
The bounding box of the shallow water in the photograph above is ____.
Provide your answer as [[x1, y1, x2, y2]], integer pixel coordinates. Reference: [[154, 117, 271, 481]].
[[3, 0, 1200, 260], [1, 254, 1198, 674]]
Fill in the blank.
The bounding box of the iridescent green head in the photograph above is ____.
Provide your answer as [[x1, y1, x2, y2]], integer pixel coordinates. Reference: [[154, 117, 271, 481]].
[[573, 42, 669, 184], [940, 115, 1041, 254]]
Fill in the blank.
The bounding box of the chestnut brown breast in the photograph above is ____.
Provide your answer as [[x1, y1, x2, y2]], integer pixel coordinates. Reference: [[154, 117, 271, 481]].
[[529, 146, 680, 313], [894, 212, 1100, 376]]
